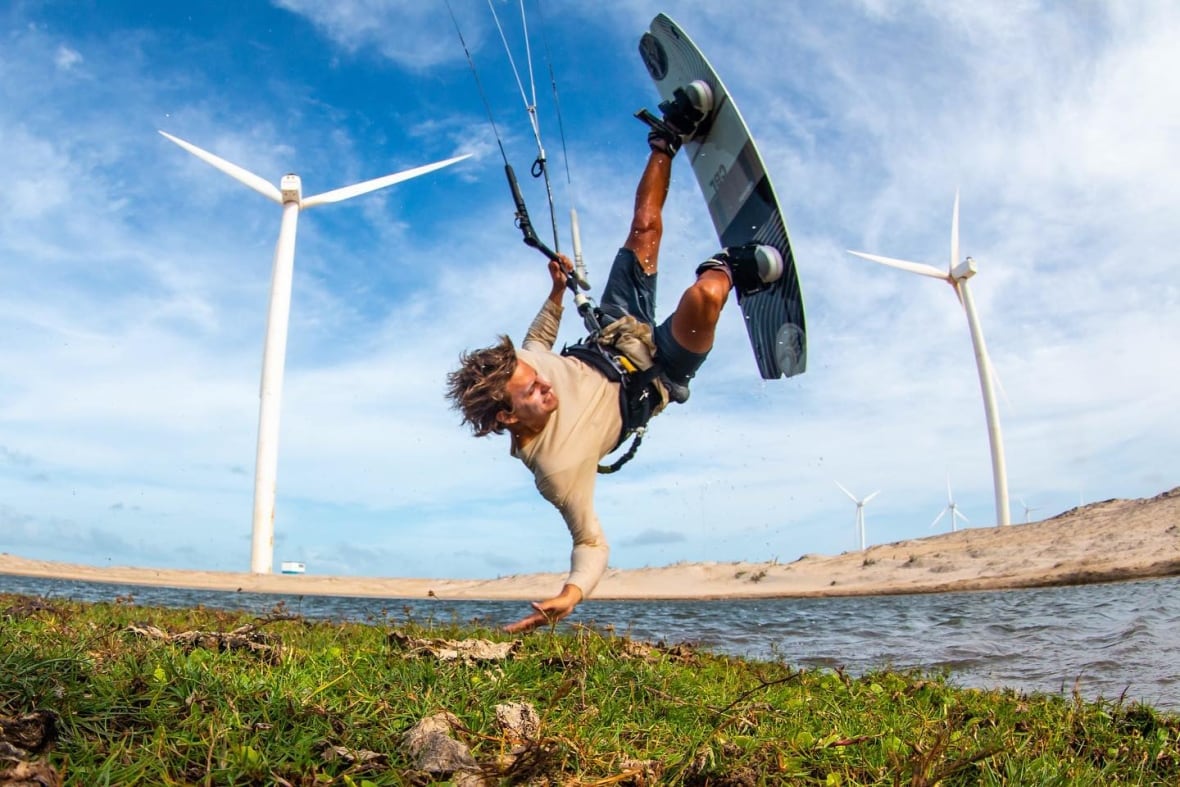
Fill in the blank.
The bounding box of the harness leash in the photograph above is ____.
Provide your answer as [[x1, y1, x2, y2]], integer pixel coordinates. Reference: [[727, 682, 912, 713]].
[[598, 428, 645, 474]]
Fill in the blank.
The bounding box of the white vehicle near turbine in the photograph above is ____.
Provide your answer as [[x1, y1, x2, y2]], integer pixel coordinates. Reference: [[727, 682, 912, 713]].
[[160, 130, 469, 574], [835, 481, 879, 552], [848, 192, 1010, 527]]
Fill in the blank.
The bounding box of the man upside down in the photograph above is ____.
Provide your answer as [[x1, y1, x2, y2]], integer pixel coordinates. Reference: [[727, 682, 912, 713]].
[[445, 80, 783, 632]]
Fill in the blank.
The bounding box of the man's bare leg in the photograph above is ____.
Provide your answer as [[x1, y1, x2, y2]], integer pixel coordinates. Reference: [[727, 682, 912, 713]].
[[621, 145, 733, 356], [623, 150, 673, 275], [669, 269, 731, 354], [668, 243, 784, 354]]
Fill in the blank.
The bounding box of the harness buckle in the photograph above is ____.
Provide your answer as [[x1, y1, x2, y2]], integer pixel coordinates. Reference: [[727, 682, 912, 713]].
[[615, 354, 639, 374]]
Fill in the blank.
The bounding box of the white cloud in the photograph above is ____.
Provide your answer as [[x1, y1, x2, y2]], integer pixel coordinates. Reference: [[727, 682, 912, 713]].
[[272, 0, 489, 70], [54, 44, 82, 71]]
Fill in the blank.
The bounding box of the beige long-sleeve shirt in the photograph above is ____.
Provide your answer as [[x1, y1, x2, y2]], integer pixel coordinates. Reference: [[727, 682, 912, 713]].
[[511, 299, 622, 596]]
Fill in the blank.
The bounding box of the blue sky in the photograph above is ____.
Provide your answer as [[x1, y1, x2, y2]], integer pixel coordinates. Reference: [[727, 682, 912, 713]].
[[2, 1, 1178, 581]]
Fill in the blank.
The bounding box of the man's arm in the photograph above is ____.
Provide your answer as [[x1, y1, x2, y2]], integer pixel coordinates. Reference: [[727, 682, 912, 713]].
[[522, 256, 573, 351], [505, 463, 609, 633], [504, 528, 608, 633]]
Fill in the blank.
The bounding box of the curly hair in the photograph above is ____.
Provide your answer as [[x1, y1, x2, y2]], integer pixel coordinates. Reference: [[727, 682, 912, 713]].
[[445, 335, 518, 437]]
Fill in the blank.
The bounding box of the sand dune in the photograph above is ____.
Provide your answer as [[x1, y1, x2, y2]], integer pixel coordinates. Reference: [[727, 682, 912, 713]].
[[2, 487, 1178, 601]]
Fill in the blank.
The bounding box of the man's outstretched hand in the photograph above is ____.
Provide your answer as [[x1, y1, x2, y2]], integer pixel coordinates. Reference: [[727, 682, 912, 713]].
[[504, 583, 583, 634]]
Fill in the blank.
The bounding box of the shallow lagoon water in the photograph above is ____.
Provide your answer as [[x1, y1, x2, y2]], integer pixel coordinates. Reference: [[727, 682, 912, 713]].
[[4, 573, 1177, 711]]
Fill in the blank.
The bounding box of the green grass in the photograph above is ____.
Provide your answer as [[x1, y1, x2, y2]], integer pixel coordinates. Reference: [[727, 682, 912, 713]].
[[2, 592, 1178, 785]]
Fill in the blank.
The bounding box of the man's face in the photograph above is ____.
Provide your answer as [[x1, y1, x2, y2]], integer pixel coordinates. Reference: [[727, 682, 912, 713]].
[[498, 358, 558, 432]]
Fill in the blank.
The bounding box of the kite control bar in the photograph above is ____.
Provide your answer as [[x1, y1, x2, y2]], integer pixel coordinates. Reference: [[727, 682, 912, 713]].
[[505, 165, 590, 291]]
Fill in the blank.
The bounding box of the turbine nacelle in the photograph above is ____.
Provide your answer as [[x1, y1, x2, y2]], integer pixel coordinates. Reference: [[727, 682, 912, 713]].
[[951, 256, 977, 282], [280, 174, 302, 204]]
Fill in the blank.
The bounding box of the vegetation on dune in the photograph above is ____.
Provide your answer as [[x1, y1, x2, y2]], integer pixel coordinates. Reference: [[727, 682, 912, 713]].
[[2, 592, 1178, 785]]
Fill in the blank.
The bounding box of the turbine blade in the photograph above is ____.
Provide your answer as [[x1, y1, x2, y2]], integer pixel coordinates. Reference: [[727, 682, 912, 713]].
[[834, 480, 858, 503], [159, 131, 282, 204], [848, 250, 949, 281], [864, 491, 880, 504], [951, 189, 960, 273], [931, 509, 947, 528], [301, 153, 471, 208]]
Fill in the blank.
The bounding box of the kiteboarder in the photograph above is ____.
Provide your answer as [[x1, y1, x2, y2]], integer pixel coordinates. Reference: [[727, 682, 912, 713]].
[[445, 81, 783, 632]]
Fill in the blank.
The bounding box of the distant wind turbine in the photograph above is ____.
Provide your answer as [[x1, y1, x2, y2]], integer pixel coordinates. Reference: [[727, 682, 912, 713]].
[[931, 474, 969, 532], [835, 481, 879, 552], [1019, 497, 1040, 523], [160, 130, 469, 574], [849, 192, 1011, 526]]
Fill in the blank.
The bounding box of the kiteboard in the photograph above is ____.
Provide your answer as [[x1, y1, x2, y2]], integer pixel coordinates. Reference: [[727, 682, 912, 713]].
[[638, 13, 806, 379]]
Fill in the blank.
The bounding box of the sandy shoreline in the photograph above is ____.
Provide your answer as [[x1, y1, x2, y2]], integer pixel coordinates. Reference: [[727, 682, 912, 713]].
[[3, 488, 1178, 602]]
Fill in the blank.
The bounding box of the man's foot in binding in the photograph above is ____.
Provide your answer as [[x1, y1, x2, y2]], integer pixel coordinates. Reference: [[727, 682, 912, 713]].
[[636, 79, 714, 156], [696, 243, 784, 298]]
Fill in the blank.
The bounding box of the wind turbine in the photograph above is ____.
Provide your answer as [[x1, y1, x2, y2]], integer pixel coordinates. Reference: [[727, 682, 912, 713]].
[[835, 481, 879, 552], [160, 130, 469, 574], [931, 474, 969, 532], [1019, 497, 1040, 523], [849, 192, 1011, 526]]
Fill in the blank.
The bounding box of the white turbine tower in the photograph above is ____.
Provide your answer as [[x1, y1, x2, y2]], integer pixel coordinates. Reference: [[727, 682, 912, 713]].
[[160, 130, 469, 574], [931, 474, 969, 532], [835, 481, 879, 552], [849, 192, 1011, 526]]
